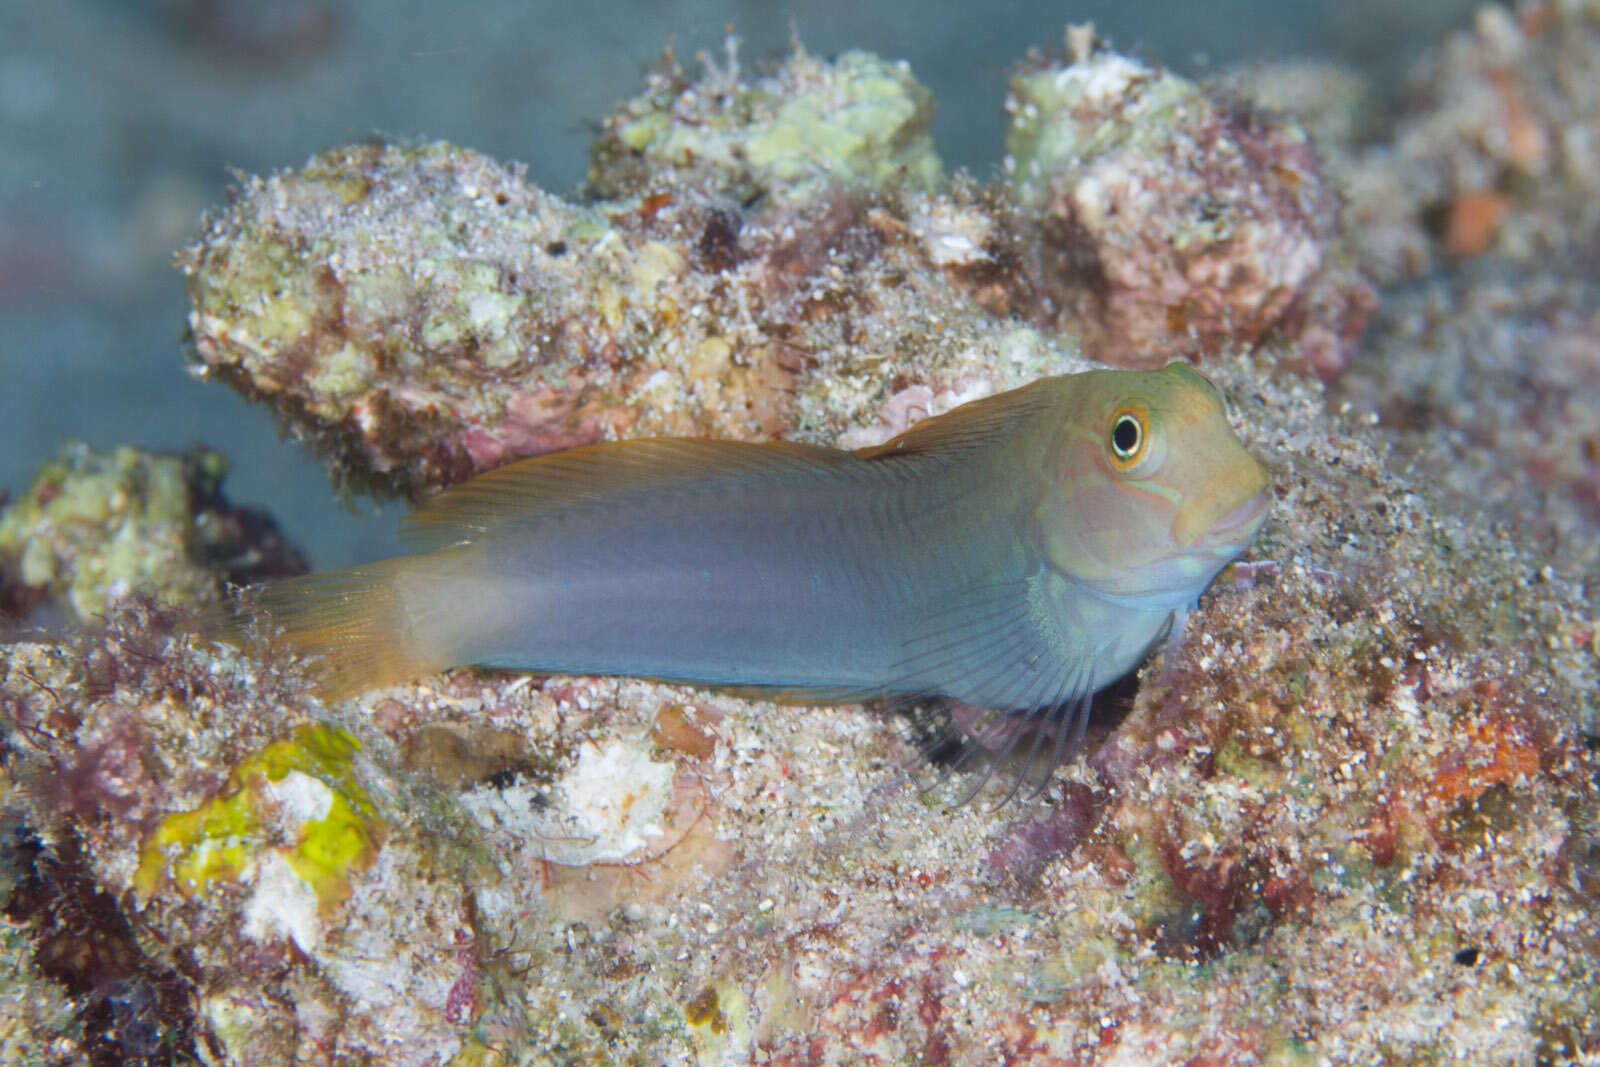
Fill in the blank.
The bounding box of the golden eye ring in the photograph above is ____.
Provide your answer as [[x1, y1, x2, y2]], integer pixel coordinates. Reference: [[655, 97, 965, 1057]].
[[1109, 410, 1144, 465]]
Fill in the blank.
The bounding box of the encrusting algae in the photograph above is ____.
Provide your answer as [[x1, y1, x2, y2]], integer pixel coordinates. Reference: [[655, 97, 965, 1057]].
[[135, 724, 381, 928], [1, 17, 1597, 1067]]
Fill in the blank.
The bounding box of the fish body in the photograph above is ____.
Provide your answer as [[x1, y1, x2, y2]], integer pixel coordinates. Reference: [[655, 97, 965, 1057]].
[[228, 364, 1269, 712]]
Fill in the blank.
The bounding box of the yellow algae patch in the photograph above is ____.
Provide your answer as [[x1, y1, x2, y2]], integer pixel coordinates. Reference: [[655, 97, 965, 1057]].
[[685, 981, 751, 1062], [137, 724, 382, 911]]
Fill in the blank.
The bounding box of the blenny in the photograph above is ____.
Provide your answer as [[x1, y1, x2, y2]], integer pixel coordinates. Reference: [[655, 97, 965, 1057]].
[[216, 363, 1268, 774]]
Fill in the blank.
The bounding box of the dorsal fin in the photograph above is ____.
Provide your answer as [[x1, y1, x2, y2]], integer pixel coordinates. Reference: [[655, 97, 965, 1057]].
[[402, 377, 1063, 550], [852, 377, 1061, 461], [401, 437, 859, 551]]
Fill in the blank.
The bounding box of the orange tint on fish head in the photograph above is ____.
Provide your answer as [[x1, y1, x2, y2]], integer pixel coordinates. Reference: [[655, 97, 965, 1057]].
[[1034, 363, 1269, 600]]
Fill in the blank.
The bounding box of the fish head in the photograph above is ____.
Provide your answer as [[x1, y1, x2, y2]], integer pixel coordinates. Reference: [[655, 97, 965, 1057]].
[[1034, 363, 1270, 606]]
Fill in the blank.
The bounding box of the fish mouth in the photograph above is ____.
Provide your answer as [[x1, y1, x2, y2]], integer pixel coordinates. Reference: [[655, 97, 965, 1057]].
[[1175, 484, 1270, 552], [1208, 489, 1269, 536], [1170, 455, 1271, 550]]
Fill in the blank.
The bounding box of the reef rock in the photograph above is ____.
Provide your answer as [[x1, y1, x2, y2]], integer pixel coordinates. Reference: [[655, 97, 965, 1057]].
[[999, 33, 1375, 376], [4, 20, 1597, 1066]]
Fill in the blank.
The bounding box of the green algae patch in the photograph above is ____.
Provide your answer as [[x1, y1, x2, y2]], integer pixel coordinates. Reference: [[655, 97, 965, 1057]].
[[0, 442, 215, 621], [136, 725, 381, 907], [592, 47, 942, 202]]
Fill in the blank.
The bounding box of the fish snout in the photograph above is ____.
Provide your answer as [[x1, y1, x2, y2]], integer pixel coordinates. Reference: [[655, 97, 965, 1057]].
[[1208, 488, 1268, 536], [1171, 465, 1270, 551]]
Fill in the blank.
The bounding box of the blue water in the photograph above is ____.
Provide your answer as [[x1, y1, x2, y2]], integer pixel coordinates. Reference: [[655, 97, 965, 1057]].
[[0, 0, 1470, 566]]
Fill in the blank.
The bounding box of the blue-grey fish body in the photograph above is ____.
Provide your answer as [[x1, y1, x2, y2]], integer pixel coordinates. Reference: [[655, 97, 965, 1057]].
[[228, 365, 1269, 714]]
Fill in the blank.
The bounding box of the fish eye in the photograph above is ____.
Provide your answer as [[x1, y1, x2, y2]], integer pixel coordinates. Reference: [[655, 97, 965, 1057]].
[[1109, 411, 1144, 463]]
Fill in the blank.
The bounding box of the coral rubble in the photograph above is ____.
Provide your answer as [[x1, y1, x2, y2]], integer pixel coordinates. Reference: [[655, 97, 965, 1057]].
[[1000, 40, 1375, 375], [1318, 4, 1600, 723], [1341, 268, 1600, 618], [1344, 3, 1600, 283], [181, 134, 1059, 501], [0, 443, 302, 633], [588, 42, 943, 204], [4, 14, 1598, 1066]]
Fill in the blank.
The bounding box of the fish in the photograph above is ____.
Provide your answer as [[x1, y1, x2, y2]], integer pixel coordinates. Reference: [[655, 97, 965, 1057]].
[[210, 363, 1268, 775]]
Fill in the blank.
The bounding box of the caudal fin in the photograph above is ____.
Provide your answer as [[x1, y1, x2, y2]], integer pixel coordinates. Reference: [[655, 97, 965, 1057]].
[[197, 550, 481, 698]]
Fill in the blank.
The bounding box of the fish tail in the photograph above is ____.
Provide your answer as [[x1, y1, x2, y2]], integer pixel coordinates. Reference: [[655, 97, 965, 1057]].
[[195, 547, 488, 698]]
